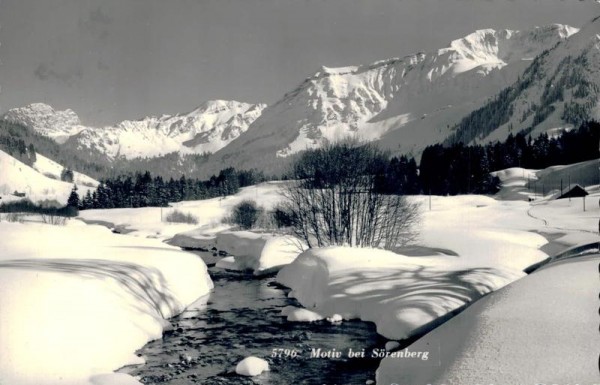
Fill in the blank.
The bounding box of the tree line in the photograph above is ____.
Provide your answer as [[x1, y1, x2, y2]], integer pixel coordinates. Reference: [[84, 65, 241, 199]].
[[420, 120, 598, 195], [72, 119, 597, 209], [74, 168, 266, 210]]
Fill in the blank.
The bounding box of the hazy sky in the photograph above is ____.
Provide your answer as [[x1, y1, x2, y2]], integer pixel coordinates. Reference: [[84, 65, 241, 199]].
[[0, 0, 598, 125]]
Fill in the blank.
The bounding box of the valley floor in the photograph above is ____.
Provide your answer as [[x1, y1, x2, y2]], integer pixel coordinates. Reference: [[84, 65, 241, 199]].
[[0, 164, 598, 385]]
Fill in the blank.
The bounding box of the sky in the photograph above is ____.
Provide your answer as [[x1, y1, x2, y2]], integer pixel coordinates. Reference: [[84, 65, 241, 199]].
[[0, 0, 598, 126]]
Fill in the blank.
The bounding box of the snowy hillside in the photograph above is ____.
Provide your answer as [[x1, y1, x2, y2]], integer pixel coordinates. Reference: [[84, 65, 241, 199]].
[[451, 15, 600, 145], [0, 149, 97, 204], [4, 100, 266, 159], [492, 159, 599, 201], [200, 24, 577, 175], [32, 153, 99, 188]]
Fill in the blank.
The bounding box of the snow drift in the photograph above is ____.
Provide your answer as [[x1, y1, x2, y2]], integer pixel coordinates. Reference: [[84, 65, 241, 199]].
[[376, 255, 600, 384], [277, 247, 524, 340], [0, 220, 213, 385]]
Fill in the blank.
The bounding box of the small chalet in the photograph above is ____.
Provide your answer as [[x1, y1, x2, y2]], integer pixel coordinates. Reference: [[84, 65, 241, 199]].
[[557, 184, 589, 199]]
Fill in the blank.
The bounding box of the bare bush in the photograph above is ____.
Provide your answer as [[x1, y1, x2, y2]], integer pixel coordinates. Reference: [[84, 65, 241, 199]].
[[40, 213, 67, 226], [281, 140, 420, 250], [254, 208, 277, 231], [231, 200, 260, 230], [165, 210, 199, 224], [4, 212, 24, 223]]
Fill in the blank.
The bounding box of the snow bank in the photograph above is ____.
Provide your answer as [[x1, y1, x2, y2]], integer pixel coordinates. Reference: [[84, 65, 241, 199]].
[[376, 255, 600, 384], [0, 220, 213, 385], [235, 356, 269, 377], [277, 247, 523, 340], [215, 231, 304, 275], [167, 223, 230, 250]]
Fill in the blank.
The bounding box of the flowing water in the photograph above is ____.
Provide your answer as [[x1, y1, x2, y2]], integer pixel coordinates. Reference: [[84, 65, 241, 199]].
[[123, 251, 384, 385]]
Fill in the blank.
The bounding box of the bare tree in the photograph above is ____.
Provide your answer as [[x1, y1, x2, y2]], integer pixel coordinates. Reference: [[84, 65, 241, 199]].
[[280, 139, 420, 250]]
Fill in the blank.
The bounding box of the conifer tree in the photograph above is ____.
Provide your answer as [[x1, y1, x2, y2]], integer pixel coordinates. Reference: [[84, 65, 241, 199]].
[[67, 185, 80, 208]]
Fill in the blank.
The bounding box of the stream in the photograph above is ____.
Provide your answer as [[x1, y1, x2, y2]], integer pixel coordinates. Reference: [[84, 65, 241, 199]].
[[122, 251, 384, 385]]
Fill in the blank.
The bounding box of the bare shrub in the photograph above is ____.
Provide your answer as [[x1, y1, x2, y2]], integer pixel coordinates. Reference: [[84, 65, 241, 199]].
[[281, 139, 420, 250], [272, 204, 295, 229], [4, 212, 24, 223], [40, 213, 67, 226], [165, 210, 199, 224], [231, 200, 260, 230], [254, 208, 277, 231], [0, 199, 76, 225]]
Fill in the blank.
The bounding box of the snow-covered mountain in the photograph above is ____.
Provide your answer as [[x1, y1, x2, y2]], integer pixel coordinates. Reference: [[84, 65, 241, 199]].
[[449, 15, 600, 145], [4, 100, 266, 159], [4, 19, 598, 178], [3, 103, 88, 144], [201, 23, 580, 175]]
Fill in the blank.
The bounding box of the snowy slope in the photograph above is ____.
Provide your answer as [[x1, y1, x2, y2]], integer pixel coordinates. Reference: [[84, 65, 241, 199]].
[[376, 255, 599, 385], [0, 149, 97, 203], [32, 152, 99, 188], [454, 15, 600, 145], [0, 220, 213, 385], [200, 24, 577, 175], [5, 100, 266, 159], [492, 158, 599, 200]]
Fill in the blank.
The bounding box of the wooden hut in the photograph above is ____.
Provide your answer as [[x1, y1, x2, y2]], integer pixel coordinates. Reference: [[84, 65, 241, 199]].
[[557, 184, 588, 199]]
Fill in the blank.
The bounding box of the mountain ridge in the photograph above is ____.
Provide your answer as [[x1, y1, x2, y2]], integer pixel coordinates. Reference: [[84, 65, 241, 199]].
[[3, 100, 266, 160], [3, 20, 598, 179], [197, 23, 582, 177]]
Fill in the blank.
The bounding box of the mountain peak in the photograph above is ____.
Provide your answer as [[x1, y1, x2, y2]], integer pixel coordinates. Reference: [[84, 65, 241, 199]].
[[194, 22, 583, 177], [3, 103, 84, 143], [189, 99, 266, 116]]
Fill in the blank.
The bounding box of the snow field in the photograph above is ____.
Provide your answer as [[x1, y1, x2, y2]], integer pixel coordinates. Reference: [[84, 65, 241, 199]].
[[413, 194, 549, 271], [276, 169, 599, 344], [0, 220, 213, 385], [3, 160, 594, 384], [79, 181, 287, 239]]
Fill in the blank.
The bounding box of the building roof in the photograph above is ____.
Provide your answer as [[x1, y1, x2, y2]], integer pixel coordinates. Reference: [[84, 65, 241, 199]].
[[557, 184, 589, 199]]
